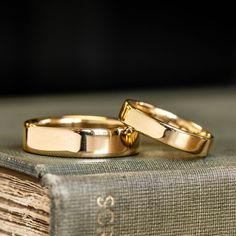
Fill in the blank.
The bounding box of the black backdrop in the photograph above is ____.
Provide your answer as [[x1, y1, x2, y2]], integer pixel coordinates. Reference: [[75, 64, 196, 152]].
[[1, 2, 235, 95]]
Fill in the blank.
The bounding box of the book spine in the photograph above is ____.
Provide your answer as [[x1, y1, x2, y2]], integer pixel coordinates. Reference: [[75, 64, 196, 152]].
[[43, 167, 236, 236]]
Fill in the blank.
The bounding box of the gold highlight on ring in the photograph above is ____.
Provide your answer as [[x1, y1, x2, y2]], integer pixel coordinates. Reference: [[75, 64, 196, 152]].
[[119, 99, 213, 157], [23, 115, 139, 158]]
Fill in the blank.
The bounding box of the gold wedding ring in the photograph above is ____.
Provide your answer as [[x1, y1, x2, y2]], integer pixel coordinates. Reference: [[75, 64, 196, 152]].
[[119, 99, 213, 157], [23, 115, 139, 158]]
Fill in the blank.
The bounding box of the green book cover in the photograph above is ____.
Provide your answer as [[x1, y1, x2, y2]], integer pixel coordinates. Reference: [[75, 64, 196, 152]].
[[0, 88, 236, 235]]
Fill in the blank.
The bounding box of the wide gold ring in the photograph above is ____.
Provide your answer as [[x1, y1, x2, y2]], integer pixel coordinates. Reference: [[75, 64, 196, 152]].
[[119, 99, 213, 157], [23, 115, 139, 158]]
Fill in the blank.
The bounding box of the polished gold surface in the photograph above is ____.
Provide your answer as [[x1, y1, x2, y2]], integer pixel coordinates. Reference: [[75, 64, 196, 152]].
[[23, 115, 139, 158], [119, 100, 213, 157]]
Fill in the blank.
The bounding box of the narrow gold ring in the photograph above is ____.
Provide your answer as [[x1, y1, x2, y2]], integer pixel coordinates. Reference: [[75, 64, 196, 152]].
[[23, 115, 139, 158], [119, 100, 213, 157]]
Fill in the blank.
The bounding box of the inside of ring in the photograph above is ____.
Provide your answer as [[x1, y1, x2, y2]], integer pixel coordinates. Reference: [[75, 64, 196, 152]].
[[29, 116, 123, 129], [131, 101, 212, 139]]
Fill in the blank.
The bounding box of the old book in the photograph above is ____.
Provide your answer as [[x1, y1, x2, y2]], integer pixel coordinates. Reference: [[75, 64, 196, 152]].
[[0, 167, 50, 235], [0, 88, 236, 235]]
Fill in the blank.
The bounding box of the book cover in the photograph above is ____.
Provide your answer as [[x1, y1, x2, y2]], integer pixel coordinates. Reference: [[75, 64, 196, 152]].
[[0, 88, 235, 235]]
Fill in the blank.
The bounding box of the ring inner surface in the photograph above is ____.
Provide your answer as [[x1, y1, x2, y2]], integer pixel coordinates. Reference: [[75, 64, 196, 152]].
[[29, 116, 123, 129], [132, 101, 212, 139]]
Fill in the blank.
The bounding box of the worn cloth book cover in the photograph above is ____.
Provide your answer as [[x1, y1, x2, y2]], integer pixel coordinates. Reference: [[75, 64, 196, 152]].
[[0, 88, 235, 235]]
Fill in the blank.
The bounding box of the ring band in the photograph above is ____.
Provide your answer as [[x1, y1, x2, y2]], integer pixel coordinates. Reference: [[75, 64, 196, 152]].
[[23, 115, 139, 158], [119, 99, 213, 157]]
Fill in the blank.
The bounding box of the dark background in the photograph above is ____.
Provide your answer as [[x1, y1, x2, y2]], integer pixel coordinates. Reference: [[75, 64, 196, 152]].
[[1, 2, 235, 95]]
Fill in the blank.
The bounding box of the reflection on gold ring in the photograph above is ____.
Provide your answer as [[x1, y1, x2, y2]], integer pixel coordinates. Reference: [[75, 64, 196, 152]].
[[23, 115, 139, 158], [119, 99, 213, 157]]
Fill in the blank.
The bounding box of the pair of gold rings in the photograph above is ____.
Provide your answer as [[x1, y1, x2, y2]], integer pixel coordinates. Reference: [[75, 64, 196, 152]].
[[23, 100, 213, 158]]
